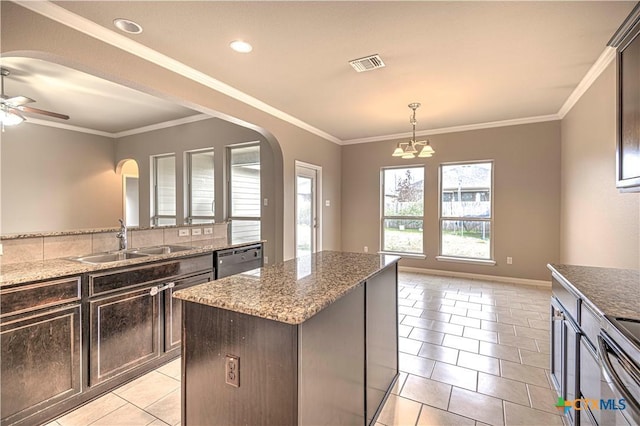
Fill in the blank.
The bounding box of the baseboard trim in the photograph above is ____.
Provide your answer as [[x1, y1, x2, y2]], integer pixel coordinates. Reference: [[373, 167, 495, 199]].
[[398, 266, 551, 288]]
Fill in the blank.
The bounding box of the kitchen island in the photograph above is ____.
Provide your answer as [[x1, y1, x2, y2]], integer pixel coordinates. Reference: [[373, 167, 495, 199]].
[[174, 251, 400, 426]]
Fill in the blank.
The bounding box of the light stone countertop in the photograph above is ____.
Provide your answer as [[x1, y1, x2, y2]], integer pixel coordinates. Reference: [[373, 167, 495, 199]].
[[548, 263, 640, 320], [173, 251, 400, 325], [0, 240, 261, 287]]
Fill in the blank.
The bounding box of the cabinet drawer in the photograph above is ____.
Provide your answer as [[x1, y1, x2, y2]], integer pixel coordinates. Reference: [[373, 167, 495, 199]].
[[552, 276, 579, 322], [0, 276, 81, 318], [580, 303, 601, 348], [89, 254, 213, 296]]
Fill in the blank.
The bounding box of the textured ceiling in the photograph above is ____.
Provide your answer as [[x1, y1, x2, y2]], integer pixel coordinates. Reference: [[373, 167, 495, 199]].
[[5, 1, 637, 141]]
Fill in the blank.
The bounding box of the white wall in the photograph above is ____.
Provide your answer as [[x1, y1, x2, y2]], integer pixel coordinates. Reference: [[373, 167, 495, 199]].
[[1, 123, 121, 233], [560, 62, 640, 269]]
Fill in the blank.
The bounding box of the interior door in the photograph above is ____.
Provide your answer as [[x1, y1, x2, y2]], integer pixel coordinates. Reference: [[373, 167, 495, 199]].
[[296, 164, 318, 258]]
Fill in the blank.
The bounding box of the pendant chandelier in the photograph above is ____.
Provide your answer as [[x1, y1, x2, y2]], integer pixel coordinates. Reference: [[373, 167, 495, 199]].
[[392, 103, 435, 159]]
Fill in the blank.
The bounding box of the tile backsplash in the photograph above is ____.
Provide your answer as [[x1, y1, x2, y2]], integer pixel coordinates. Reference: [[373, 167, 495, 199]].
[[1, 223, 229, 265]]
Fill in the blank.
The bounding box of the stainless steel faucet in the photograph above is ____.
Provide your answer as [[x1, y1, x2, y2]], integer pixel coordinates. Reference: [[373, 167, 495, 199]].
[[116, 219, 128, 250]]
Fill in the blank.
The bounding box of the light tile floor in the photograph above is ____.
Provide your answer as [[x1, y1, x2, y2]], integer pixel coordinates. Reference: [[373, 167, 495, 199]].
[[48, 272, 562, 426]]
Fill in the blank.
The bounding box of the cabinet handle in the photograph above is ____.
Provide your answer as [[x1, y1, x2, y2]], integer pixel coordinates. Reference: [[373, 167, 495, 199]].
[[149, 282, 175, 296]]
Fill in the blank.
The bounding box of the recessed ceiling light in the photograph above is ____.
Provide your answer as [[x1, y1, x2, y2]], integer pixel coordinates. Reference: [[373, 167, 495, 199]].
[[113, 18, 143, 35], [230, 40, 253, 53]]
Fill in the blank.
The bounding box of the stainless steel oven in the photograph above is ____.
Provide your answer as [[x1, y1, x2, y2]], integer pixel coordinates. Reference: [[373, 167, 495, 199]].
[[598, 317, 640, 426]]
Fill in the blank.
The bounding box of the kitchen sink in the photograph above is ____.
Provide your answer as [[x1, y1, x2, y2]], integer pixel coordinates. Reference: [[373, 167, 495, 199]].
[[68, 245, 195, 264], [70, 251, 150, 264], [132, 245, 195, 255]]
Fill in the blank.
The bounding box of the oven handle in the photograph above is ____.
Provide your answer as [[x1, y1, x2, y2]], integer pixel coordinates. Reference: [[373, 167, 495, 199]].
[[597, 332, 640, 420]]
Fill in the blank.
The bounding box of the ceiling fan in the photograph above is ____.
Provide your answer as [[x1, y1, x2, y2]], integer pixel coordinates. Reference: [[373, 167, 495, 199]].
[[0, 67, 69, 129]]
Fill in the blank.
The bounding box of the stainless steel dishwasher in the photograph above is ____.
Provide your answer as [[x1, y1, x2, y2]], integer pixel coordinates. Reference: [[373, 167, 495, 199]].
[[215, 243, 263, 279]]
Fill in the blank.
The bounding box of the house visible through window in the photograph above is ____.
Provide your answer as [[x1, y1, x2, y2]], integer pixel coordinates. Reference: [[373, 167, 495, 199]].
[[152, 154, 176, 226], [187, 149, 215, 224], [439, 161, 493, 260], [228, 144, 261, 243], [381, 166, 424, 254]]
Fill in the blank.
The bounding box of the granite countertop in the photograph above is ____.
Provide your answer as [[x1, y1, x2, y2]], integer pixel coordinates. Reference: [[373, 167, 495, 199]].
[[174, 251, 400, 325], [548, 263, 640, 320], [0, 240, 262, 287]]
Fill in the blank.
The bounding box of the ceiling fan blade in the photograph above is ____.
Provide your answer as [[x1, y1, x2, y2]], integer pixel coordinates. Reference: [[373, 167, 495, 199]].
[[3, 96, 35, 106], [16, 105, 69, 120]]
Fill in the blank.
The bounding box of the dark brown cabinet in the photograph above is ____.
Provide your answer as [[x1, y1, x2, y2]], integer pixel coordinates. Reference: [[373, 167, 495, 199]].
[[611, 3, 640, 191], [164, 272, 213, 352], [87, 256, 213, 386], [1, 277, 82, 426], [89, 285, 161, 385]]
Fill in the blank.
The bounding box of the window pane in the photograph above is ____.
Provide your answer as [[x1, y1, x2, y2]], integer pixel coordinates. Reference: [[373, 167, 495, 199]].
[[441, 163, 491, 218], [231, 220, 261, 244], [383, 167, 424, 217], [383, 219, 423, 253], [189, 150, 214, 220], [441, 220, 491, 259], [155, 156, 176, 216], [156, 217, 176, 226], [230, 145, 261, 218]]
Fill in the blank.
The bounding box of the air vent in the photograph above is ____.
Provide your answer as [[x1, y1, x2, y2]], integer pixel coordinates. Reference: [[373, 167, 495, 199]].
[[349, 54, 385, 72]]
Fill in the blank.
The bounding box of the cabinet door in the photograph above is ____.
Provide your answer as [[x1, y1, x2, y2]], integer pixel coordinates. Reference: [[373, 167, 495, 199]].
[[550, 300, 564, 393], [564, 317, 580, 426], [164, 272, 213, 353], [366, 264, 398, 424], [90, 286, 160, 386], [1, 305, 81, 425]]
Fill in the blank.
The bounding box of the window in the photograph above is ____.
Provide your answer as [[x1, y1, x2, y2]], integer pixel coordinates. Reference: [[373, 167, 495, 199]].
[[439, 161, 493, 260], [381, 166, 424, 254], [228, 144, 261, 243], [152, 154, 176, 226], [187, 149, 215, 224]]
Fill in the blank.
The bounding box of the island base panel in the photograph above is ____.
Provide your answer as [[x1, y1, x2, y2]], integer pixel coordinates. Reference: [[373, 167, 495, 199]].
[[182, 302, 298, 425]]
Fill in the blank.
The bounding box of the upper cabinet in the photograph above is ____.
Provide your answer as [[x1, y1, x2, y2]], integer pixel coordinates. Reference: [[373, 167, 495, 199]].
[[610, 3, 640, 192]]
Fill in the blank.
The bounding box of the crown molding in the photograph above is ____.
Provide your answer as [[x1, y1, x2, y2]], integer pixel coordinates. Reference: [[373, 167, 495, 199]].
[[341, 114, 560, 145], [13, 0, 342, 145], [114, 114, 212, 138], [23, 117, 115, 137], [557, 47, 616, 119], [22, 114, 214, 138]]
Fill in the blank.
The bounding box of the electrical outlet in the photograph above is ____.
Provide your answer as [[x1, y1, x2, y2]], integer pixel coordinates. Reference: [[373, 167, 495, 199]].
[[264, 256, 269, 264], [225, 355, 240, 387], [325, 200, 330, 207], [191, 228, 202, 236], [364, 246, 368, 253], [204, 227, 213, 235], [263, 198, 269, 206], [507, 256, 513, 265], [178, 229, 189, 237]]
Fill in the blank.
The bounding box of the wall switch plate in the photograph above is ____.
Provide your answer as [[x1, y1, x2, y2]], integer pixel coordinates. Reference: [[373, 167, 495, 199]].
[[325, 200, 330, 207], [507, 256, 513, 265], [225, 355, 240, 387], [264, 256, 269, 264], [191, 228, 202, 236], [204, 227, 213, 235], [0, 244, 3, 255], [364, 246, 368, 253], [178, 229, 189, 237]]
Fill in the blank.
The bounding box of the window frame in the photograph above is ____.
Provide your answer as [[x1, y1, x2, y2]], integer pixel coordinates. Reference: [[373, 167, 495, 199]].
[[186, 148, 215, 225], [227, 142, 261, 243], [437, 160, 495, 264], [151, 153, 177, 226], [380, 164, 426, 256]]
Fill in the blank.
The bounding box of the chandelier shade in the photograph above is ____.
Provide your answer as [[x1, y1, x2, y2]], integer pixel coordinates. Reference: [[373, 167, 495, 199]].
[[392, 102, 435, 159]]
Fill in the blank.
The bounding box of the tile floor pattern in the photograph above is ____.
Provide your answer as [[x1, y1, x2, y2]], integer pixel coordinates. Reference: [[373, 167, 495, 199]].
[[48, 272, 562, 426]]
